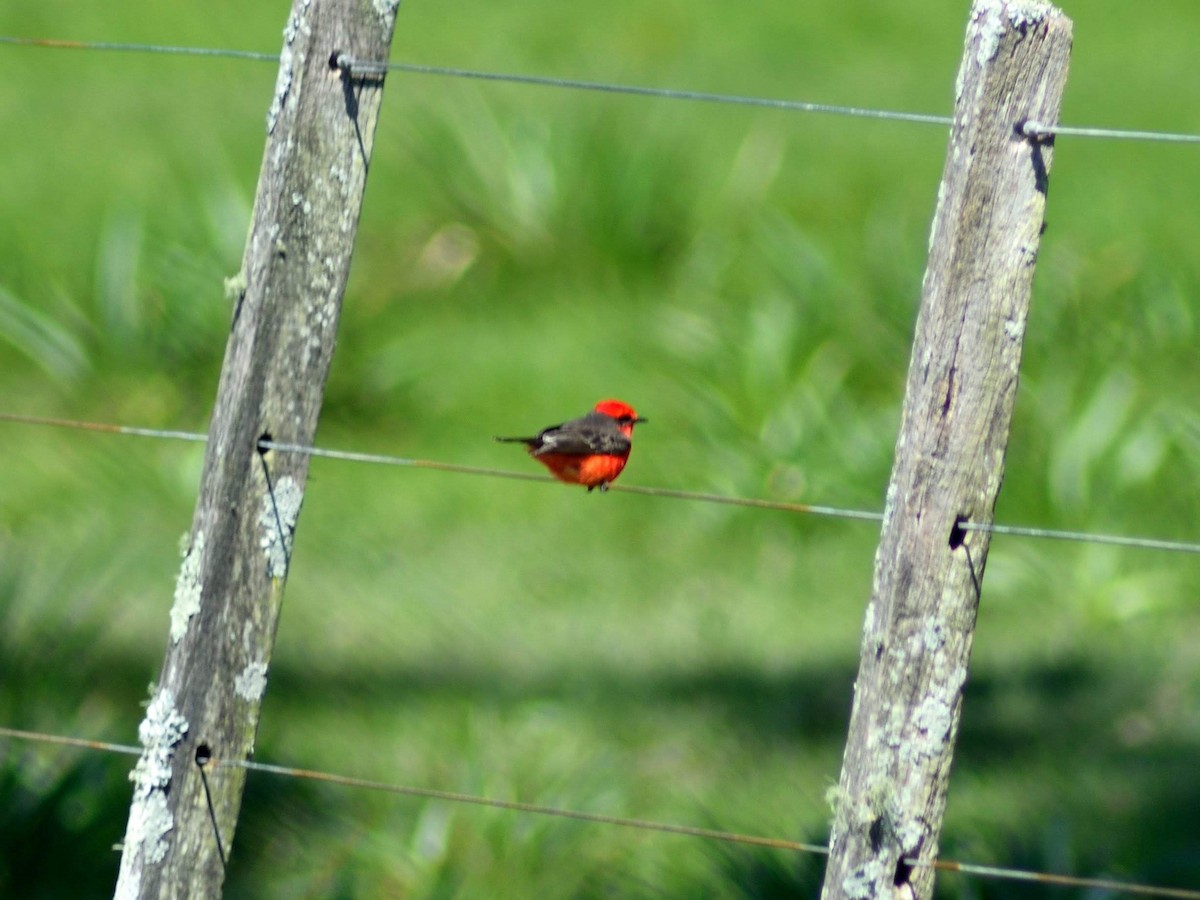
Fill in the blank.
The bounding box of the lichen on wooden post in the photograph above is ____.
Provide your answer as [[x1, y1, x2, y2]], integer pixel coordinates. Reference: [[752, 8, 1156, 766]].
[[820, 3, 1072, 899], [113, 2, 400, 897]]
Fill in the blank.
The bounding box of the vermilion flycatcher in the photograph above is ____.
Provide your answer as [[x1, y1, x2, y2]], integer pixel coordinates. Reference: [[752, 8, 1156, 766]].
[[495, 399, 647, 492]]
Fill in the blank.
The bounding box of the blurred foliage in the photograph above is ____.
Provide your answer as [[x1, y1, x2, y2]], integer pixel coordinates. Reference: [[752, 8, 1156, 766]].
[[2, 0, 1199, 897]]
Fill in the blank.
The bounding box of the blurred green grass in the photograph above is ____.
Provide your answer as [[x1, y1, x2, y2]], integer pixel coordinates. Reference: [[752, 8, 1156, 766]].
[[2, 0, 1199, 896]]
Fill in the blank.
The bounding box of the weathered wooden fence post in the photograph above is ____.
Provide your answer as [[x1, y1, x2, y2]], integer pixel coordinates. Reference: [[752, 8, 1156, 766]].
[[820, 3, 1071, 898], [113, 2, 398, 897]]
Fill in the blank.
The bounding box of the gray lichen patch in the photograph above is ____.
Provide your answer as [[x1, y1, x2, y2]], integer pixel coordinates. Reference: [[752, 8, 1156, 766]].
[[259, 474, 302, 578], [114, 689, 189, 899], [235, 659, 270, 702], [169, 531, 205, 643], [266, 0, 312, 135], [372, 0, 401, 26], [976, 0, 1053, 65]]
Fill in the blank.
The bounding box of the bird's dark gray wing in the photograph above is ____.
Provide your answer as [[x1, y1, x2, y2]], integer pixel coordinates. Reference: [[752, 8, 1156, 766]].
[[530, 412, 630, 456]]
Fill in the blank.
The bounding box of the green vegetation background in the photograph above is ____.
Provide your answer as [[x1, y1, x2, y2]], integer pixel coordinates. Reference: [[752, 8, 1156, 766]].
[[2, 0, 1198, 896]]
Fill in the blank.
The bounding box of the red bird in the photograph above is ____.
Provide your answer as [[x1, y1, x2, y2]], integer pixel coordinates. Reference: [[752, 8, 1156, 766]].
[[496, 399, 647, 492]]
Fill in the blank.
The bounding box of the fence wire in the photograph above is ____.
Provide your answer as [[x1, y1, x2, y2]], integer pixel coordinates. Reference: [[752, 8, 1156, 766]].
[[3, 411, 1199, 556], [2, 34, 1200, 144], [1, 725, 1197, 900]]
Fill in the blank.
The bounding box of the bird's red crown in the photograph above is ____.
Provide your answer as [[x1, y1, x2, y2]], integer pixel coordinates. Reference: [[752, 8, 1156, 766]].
[[594, 399, 641, 422]]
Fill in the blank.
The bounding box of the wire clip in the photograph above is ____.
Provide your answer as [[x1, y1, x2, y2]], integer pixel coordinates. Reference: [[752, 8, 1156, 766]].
[[329, 50, 388, 79]]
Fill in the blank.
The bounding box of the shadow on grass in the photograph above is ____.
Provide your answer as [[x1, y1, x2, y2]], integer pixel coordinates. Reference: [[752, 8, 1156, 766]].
[[581, 840, 827, 899], [3, 641, 1199, 897], [267, 655, 859, 745], [0, 751, 127, 900]]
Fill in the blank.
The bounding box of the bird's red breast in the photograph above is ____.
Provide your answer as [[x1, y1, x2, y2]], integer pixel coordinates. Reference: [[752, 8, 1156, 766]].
[[534, 451, 631, 489]]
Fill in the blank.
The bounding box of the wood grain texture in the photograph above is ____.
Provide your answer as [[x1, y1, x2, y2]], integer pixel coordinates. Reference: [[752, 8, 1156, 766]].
[[113, 2, 398, 897], [820, 3, 1072, 898]]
